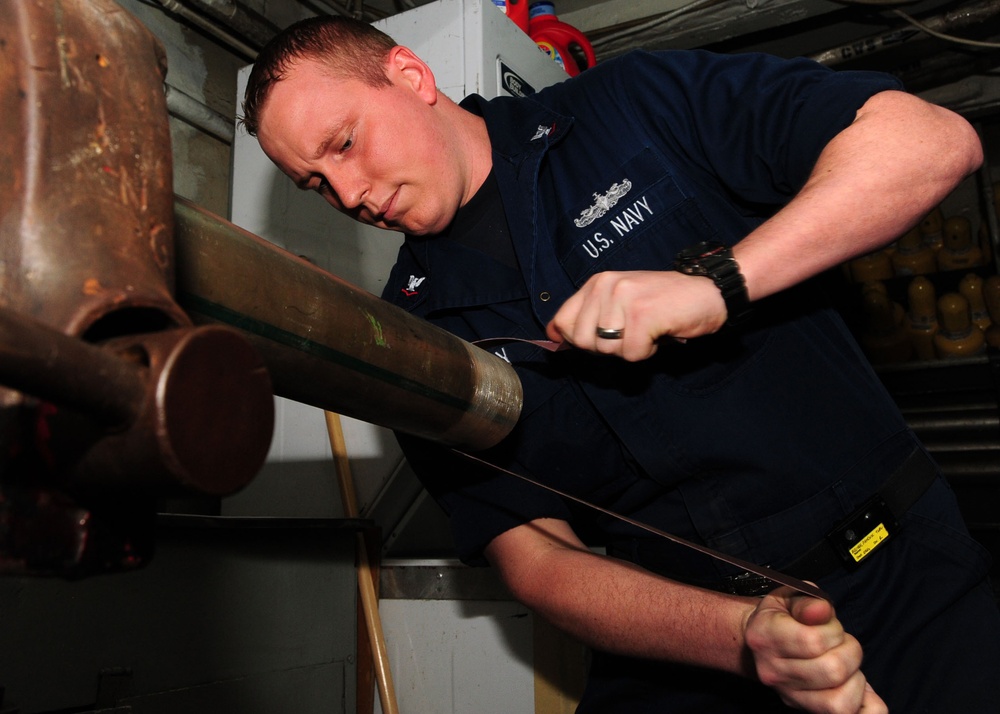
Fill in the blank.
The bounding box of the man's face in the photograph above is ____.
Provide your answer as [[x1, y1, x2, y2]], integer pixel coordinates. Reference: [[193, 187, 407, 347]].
[[256, 51, 468, 236]]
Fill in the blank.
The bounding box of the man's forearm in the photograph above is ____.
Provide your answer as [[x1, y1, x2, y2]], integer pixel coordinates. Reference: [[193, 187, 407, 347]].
[[532, 548, 757, 674], [487, 519, 758, 676], [735, 89, 982, 302]]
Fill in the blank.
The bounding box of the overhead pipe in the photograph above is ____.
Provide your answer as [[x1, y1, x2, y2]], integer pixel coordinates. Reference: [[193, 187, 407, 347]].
[[151, 0, 396, 61], [153, 0, 259, 59], [808, 0, 1000, 66], [177, 0, 281, 49], [165, 83, 235, 143], [172, 196, 524, 451]]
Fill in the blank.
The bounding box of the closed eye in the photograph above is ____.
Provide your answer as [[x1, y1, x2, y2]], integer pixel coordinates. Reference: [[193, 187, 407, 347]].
[[310, 175, 344, 210]]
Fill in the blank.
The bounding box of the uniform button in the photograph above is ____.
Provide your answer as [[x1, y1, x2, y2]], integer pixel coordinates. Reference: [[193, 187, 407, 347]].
[[539, 291, 551, 302]]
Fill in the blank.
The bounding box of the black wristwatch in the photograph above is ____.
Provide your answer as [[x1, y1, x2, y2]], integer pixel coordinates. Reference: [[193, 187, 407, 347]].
[[674, 241, 752, 325]]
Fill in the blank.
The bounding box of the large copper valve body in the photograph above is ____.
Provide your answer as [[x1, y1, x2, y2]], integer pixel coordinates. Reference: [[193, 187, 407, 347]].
[[0, 0, 521, 576]]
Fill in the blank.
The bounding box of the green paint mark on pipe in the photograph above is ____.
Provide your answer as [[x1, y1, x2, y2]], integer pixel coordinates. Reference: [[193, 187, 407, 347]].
[[365, 312, 387, 347]]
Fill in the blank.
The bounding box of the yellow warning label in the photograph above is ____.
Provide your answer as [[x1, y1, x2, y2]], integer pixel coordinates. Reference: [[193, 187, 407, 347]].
[[849, 523, 890, 563]]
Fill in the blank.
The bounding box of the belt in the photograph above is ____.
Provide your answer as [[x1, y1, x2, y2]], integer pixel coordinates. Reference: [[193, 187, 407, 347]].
[[780, 447, 939, 584], [469, 338, 940, 597], [454, 447, 939, 600], [454, 449, 830, 599]]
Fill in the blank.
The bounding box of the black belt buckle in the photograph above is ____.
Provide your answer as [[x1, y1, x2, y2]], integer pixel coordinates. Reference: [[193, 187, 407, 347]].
[[826, 495, 898, 569], [722, 570, 775, 597]]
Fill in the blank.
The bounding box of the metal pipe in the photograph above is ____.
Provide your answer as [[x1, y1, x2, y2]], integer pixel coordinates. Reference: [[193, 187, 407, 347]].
[[175, 0, 280, 50], [0, 307, 275, 496], [171, 196, 523, 451], [154, 0, 258, 59], [977, 158, 1000, 275], [905, 410, 1000, 431], [0, 0, 273, 498], [0, 306, 146, 428], [326, 411, 401, 714], [808, 0, 1000, 67], [926, 449, 1000, 483], [165, 84, 235, 144]]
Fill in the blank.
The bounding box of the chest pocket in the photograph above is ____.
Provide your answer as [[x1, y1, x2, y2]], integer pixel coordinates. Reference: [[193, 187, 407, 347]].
[[556, 148, 719, 286]]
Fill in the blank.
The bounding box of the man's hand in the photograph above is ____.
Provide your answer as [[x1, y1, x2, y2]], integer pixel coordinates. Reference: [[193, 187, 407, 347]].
[[744, 588, 887, 714], [545, 270, 727, 361]]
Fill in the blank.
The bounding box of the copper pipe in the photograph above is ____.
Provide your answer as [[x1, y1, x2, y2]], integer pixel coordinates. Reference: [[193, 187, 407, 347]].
[[0, 0, 273, 498], [172, 196, 523, 451], [0, 0, 187, 339], [326, 411, 401, 714], [0, 311, 274, 497], [0, 305, 146, 428]]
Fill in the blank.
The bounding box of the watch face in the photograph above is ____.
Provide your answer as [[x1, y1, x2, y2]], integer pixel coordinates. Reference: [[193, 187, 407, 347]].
[[676, 241, 727, 273], [678, 241, 724, 260]]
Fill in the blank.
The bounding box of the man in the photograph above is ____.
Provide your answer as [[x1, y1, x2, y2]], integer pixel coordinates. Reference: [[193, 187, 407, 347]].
[[241, 15, 1000, 713]]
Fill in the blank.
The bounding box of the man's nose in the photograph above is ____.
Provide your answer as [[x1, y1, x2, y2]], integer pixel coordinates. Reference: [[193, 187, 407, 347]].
[[328, 169, 368, 211]]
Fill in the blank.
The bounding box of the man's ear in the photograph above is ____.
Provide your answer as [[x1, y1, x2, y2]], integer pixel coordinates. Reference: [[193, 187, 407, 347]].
[[388, 45, 439, 104]]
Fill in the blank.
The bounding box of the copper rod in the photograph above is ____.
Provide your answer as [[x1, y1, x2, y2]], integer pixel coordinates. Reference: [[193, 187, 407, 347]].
[[0, 305, 145, 427], [325, 411, 401, 714]]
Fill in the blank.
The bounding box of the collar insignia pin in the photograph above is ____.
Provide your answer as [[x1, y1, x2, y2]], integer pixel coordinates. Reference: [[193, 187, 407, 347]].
[[402, 275, 426, 297]]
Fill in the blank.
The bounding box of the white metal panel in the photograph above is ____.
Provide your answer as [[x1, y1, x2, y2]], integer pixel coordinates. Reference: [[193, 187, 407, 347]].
[[375, 598, 536, 714]]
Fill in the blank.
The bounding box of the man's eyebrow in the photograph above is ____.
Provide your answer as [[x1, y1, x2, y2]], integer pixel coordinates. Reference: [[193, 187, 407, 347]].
[[311, 126, 341, 161], [290, 130, 341, 189]]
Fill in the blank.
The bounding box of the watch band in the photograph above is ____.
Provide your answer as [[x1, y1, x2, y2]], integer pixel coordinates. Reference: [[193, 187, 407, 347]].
[[675, 242, 752, 325]]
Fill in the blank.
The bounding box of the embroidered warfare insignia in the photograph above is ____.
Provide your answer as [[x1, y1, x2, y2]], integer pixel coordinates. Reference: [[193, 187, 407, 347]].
[[402, 275, 426, 297], [574, 179, 633, 228]]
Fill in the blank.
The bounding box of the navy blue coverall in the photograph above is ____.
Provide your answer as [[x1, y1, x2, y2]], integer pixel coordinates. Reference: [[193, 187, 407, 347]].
[[381, 49, 1000, 712]]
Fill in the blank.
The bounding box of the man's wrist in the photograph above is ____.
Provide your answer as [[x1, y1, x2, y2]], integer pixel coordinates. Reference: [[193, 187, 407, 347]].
[[674, 241, 752, 325]]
